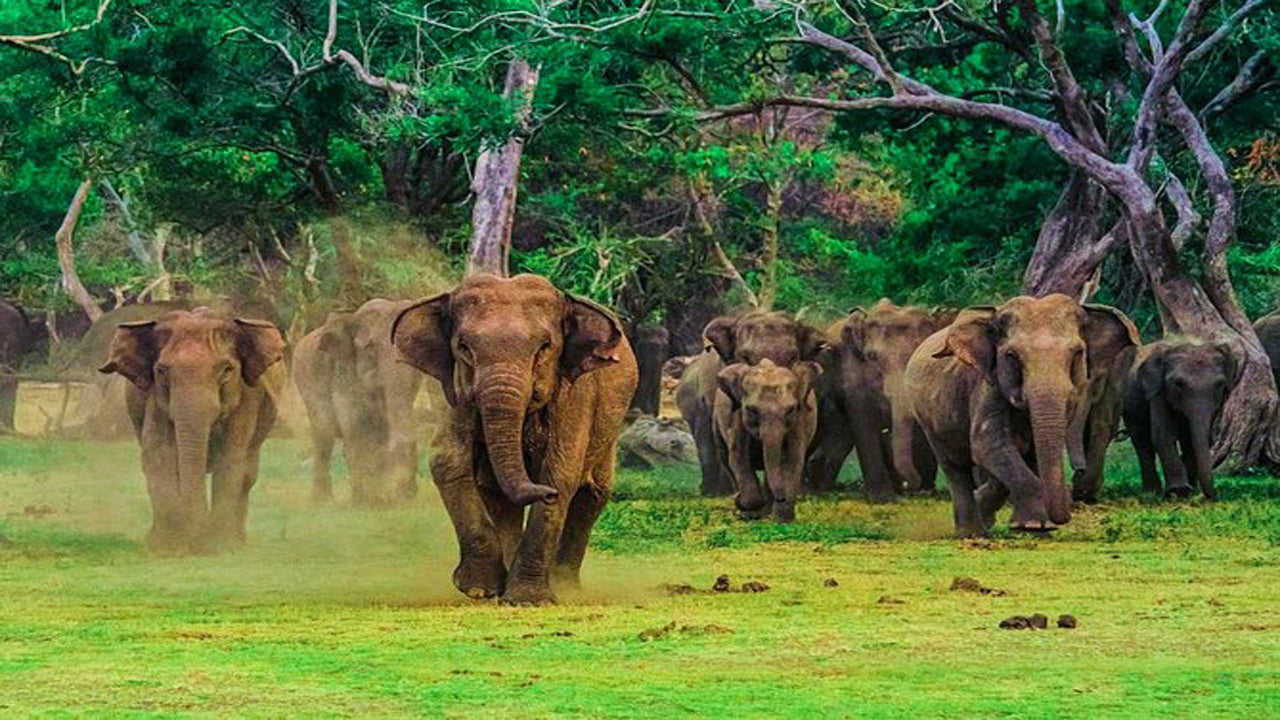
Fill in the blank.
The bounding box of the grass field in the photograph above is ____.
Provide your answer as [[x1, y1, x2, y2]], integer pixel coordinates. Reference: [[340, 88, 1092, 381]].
[[2, 437, 1280, 718]]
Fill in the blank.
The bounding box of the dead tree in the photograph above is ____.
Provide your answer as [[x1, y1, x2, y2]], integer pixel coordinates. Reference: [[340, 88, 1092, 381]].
[[55, 178, 103, 323]]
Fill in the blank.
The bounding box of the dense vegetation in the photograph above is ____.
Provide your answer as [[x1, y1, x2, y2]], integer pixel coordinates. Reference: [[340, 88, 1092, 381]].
[[3, 1, 1275, 330]]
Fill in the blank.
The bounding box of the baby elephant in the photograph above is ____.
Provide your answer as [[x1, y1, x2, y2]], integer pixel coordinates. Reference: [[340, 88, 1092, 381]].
[[715, 359, 820, 522], [1123, 338, 1241, 499]]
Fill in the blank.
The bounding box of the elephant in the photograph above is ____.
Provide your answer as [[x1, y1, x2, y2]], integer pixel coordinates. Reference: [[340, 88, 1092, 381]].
[[1122, 337, 1242, 499], [1255, 313, 1280, 389], [675, 311, 827, 497], [99, 308, 285, 554], [293, 299, 423, 505], [0, 301, 32, 432], [629, 323, 669, 416], [905, 295, 1140, 537], [714, 359, 820, 522], [391, 274, 637, 605], [806, 301, 955, 500], [1066, 305, 1141, 503]]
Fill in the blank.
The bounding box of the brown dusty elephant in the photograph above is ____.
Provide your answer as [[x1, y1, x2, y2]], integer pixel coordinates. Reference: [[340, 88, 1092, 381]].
[[99, 308, 285, 554], [0, 301, 32, 432], [391, 274, 637, 605], [629, 323, 669, 416], [1123, 337, 1242, 499], [1066, 305, 1141, 503], [715, 359, 820, 522], [806, 301, 955, 500], [1255, 313, 1280, 390], [906, 295, 1139, 536], [675, 311, 827, 497], [293, 299, 422, 505]]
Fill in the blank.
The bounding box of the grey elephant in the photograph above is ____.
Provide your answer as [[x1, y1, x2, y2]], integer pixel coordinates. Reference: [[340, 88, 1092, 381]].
[[391, 274, 637, 605], [99, 308, 285, 554], [1123, 337, 1241, 499], [293, 299, 423, 505], [1066, 305, 1141, 503], [676, 311, 827, 497], [715, 359, 820, 522], [806, 301, 955, 500]]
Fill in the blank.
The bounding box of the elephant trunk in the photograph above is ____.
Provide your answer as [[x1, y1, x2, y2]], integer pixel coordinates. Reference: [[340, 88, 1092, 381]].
[[761, 420, 793, 521], [1186, 400, 1218, 495], [477, 366, 559, 506], [888, 382, 922, 492], [170, 386, 217, 545], [1027, 385, 1073, 526]]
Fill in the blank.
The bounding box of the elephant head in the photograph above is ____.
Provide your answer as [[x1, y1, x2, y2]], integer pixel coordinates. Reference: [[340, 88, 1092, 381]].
[[934, 295, 1138, 525], [392, 274, 625, 506], [718, 359, 820, 520], [839, 300, 957, 490], [1138, 338, 1242, 486], [99, 309, 284, 521], [703, 311, 827, 366]]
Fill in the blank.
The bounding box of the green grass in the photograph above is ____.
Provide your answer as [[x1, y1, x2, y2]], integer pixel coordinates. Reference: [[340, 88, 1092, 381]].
[[2, 438, 1280, 717]]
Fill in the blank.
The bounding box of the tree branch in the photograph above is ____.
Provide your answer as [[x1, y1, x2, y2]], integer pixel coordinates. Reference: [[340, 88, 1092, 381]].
[[1015, 0, 1106, 152], [1186, 0, 1267, 66], [323, 0, 411, 95], [0, 0, 115, 74]]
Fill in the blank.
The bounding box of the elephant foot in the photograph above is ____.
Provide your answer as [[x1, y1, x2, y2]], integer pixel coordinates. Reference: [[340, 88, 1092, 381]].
[[737, 506, 770, 521], [453, 555, 506, 599], [953, 525, 988, 540], [501, 578, 556, 606], [865, 490, 898, 504], [772, 502, 796, 523], [1072, 490, 1099, 505], [1165, 484, 1194, 500], [1010, 518, 1057, 534]]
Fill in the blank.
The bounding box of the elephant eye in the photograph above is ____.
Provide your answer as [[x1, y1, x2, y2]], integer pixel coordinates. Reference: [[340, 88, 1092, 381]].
[[540, 339, 552, 352]]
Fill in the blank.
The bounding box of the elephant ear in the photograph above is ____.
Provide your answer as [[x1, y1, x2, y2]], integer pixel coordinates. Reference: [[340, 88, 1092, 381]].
[[703, 316, 737, 362], [930, 306, 960, 330], [562, 294, 625, 381], [99, 320, 159, 391], [317, 313, 355, 353], [840, 308, 868, 360], [1215, 340, 1244, 390], [717, 363, 750, 410], [797, 323, 830, 362], [792, 360, 823, 401], [933, 308, 998, 381], [1082, 305, 1141, 378], [391, 293, 456, 405], [1138, 345, 1167, 401], [235, 318, 285, 386]]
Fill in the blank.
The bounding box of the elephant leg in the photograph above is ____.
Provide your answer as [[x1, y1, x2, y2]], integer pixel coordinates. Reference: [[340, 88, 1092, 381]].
[[852, 413, 895, 503], [236, 449, 261, 542], [724, 430, 767, 519], [140, 433, 191, 555], [383, 374, 422, 502], [478, 476, 524, 569], [973, 469, 1007, 534], [0, 376, 17, 432], [1150, 400, 1192, 497], [692, 411, 731, 497], [554, 478, 612, 587], [911, 423, 938, 493], [1075, 409, 1116, 504], [309, 422, 337, 503], [504, 493, 572, 606], [430, 424, 506, 599], [939, 460, 982, 538], [804, 405, 853, 493], [208, 447, 251, 551]]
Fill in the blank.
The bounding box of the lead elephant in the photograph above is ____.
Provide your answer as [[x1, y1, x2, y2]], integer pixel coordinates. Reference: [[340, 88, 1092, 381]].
[[293, 299, 422, 505], [1123, 337, 1241, 499], [391, 274, 637, 605], [906, 296, 1139, 537], [675, 311, 826, 497], [99, 308, 285, 554], [806, 301, 955, 500], [0, 301, 32, 432], [715, 359, 820, 522]]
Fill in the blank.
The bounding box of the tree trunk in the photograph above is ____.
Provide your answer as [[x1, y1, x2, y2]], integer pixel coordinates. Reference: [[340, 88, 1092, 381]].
[[468, 59, 540, 277], [756, 178, 783, 311], [1022, 173, 1118, 299], [55, 177, 102, 323]]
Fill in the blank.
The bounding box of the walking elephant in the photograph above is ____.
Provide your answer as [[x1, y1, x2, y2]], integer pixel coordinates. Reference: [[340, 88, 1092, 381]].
[[906, 295, 1139, 536], [1123, 338, 1241, 499], [293, 299, 423, 505], [806, 301, 955, 500], [99, 308, 285, 554], [715, 359, 820, 522], [629, 323, 669, 416], [676, 311, 826, 497], [1255, 313, 1280, 389], [1067, 305, 1141, 503], [391, 274, 637, 605], [0, 301, 32, 432]]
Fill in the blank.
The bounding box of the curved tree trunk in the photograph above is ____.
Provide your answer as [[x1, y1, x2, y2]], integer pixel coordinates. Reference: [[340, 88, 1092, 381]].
[[1022, 173, 1118, 299], [55, 177, 102, 323], [468, 59, 540, 278]]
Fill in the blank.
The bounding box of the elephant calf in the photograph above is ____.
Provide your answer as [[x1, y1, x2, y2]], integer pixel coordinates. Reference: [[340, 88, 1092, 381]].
[[392, 274, 637, 605], [293, 299, 422, 505], [715, 359, 819, 522], [1123, 337, 1241, 499], [99, 308, 285, 554]]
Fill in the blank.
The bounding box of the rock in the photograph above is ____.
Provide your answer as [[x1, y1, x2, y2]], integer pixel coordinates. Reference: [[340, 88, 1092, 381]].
[[1028, 613, 1049, 629], [711, 575, 732, 593], [824, 578, 839, 588], [999, 615, 1032, 629], [877, 595, 905, 605], [618, 414, 698, 469], [739, 581, 770, 593], [638, 621, 677, 641], [661, 582, 699, 595], [1057, 614, 1078, 629], [950, 576, 1008, 596]]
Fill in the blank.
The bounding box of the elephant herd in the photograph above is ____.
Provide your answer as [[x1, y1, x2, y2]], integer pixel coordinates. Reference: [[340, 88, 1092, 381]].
[[17, 273, 1270, 604], [679, 295, 1268, 537]]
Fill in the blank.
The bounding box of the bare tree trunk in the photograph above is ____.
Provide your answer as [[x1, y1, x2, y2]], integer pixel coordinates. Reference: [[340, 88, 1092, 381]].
[[1023, 173, 1119, 297], [468, 59, 540, 277], [55, 177, 102, 323], [757, 178, 783, 311], [99, 179, 151, 266]]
